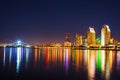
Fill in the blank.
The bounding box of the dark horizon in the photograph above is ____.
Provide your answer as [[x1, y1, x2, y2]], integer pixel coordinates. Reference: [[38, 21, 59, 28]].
[[0, 0, 120, 44]]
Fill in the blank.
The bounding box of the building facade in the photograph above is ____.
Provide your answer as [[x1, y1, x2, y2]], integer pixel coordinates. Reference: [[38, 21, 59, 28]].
[[64, 33, 72, 47], [101, 24, 111, 46], [75, 33, 82, 46], [87, 27, 96, 46]]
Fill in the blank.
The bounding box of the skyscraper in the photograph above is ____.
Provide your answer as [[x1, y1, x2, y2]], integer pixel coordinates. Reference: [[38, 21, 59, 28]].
[[101, 24, 111, 46], [65, 33, 71, 42], [64, 33, 72, 47], [75, 33, 82, 46], [87, 27, 96, 46]]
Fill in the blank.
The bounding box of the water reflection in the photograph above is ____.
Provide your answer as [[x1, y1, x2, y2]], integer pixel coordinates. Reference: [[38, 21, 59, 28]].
[[1, 47, 119, 80], [16, 48, 22, 73], [88, 50, 96, 80], [34, 48, 38, 69], [9, 48, 12, 66], [64, 48, 69, 72], [25, 48, 29, 68], [72, 50, 83, 71], [83, 50, 88, 70], [117, 51, 120, 70], [105, 50, 115, 80], [38, 48, 41, 60], [45, 48, 49, 70], [101, 50, 105, 72], [3, 47, 6, 67]]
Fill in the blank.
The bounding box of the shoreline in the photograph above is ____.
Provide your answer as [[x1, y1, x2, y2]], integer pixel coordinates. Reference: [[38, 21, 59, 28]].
[[1, 46, 120, 51]]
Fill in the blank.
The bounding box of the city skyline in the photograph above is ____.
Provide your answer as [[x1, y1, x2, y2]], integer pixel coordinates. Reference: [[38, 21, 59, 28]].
[[0, 24, 119, 44], [0, 24, 119, 47], [1, 0, 120, 80], [0, 0, 120, 43]]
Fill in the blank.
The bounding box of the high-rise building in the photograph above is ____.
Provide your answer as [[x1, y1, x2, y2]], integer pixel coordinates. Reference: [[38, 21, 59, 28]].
[[110, 38, 118, 45], [87, 27, 96, 46], [101, 24, 111, 46], [64, 33, 72, 47], [75, 33, 82, 46], [65, 33, 71, 42]]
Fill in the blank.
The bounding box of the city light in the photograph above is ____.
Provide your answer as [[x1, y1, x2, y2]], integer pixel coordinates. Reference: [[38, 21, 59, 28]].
[[89, 27, 95, 33], [0, 24, 120, 50], [16, 48, 22, 73], [1, 0, 120, 80], [17, 40, 22, 45]]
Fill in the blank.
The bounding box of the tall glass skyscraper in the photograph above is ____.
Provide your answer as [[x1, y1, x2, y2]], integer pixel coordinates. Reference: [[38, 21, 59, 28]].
[[87, 27, 96, 46], [101, 24, 111, 46]]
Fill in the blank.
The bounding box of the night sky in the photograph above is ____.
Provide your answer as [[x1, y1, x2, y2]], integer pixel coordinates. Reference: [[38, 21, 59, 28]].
[[0, 0, 120, 44]]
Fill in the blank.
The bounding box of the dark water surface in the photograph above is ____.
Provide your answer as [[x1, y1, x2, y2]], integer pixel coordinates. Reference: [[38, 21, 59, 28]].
[[0, 47, 120, 80]]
